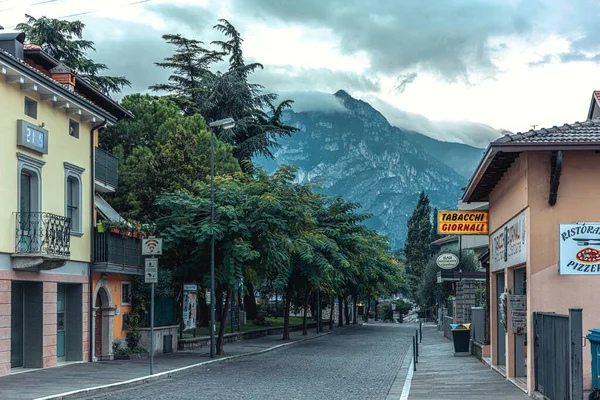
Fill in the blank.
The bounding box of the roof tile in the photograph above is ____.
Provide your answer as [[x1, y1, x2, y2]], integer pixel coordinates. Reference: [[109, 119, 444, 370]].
[[494, 119, 600, 144]]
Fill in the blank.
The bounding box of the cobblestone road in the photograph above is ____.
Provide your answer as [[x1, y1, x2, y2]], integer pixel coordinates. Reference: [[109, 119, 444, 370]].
[[95, 324, 414, 400]]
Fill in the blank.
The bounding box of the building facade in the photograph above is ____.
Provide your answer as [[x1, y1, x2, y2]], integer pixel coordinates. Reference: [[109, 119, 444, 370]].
[[462, 96, 600, 393], [0, 32, 129, 375]]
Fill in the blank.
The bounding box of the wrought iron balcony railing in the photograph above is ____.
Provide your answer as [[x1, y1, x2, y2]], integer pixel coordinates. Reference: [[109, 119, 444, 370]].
[[15, 212, 71, 257], [95, 147, 118, 189]]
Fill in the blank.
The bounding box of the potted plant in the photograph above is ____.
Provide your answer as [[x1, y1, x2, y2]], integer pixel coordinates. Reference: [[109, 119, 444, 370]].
[[97, 221, 105, 233]]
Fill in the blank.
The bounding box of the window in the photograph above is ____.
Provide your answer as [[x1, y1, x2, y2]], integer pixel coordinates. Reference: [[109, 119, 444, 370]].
[[121, 282, 132, 305], [17, 153, 44, 253], [24, 97, 37, 119], [64, 162, 85, 235], [69, 119, 79, 138]]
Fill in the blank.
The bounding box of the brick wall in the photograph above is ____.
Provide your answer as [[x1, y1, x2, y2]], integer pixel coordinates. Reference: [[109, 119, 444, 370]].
[[0, 279, 10, 376], [43, 282, 57, 368]]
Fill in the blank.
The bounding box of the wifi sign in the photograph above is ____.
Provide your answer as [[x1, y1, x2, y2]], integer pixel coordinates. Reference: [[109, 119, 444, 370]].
[[142, 238, 163, 255]]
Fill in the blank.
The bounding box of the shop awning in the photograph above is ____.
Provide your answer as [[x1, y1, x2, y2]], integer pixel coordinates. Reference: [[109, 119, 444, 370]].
[[94, 194, 123, 222]]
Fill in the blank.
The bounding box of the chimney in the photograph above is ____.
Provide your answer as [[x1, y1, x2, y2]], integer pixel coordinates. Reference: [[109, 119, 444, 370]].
[[50, 63, 76, 91], [0, 31, 25, 59]]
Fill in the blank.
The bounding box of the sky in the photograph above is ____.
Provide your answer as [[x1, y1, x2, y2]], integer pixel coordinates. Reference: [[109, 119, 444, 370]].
[[3, 0, 600, 148]]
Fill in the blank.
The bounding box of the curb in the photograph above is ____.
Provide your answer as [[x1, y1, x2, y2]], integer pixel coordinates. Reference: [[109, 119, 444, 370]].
[[35, 330, 336, 400]]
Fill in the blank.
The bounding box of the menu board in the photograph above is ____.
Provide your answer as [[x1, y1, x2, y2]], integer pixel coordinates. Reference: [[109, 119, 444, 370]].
[[510, 295, 527, 334]]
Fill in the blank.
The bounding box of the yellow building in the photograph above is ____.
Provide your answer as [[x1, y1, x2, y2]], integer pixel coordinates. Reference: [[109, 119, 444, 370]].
[[0, 32, 130, 375]]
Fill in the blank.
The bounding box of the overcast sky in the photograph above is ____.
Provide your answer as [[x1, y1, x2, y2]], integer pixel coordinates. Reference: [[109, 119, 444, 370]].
[[4, 0, 600, 148]]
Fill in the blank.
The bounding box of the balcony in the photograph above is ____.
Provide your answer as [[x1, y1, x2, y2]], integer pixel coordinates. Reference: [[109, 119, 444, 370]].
[[93, 231, 144, 275], [95, 147, 118, 192], [12, 212, 71, 271]]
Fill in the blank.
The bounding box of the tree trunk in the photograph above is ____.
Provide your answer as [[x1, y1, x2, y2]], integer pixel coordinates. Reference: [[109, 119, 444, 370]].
[[215, 290, 223, 322], [302, 284, 309, 335], [353, 297, 358, 324], [244, 281, 257, 320], [344, 298, 350, 326], [329, 297, 335, 329], [374, 300, 379, 321], [338, 295, 343, 327], [364, 296, 371, 323], [282, 284, 292, 340], [216, 288, 231, 355]]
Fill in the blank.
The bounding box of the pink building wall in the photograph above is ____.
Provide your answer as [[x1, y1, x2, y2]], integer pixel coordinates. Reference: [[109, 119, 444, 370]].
[[488, 151, 600, 393]]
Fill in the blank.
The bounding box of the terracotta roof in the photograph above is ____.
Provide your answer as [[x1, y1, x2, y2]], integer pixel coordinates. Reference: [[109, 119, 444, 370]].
[[23, 43, 42, 50], [495, 119, 600, 145], [431, 235, 458, 246], [0, 47, 131, 121]]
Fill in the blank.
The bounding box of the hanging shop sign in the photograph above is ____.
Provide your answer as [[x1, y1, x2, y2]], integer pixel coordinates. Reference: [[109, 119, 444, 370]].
[[491, 210, 527, 272], [437, 210, 488, 235], [436, 253, 460, 270], [559, 223, 600, 275], [182, 284, 198, 331]]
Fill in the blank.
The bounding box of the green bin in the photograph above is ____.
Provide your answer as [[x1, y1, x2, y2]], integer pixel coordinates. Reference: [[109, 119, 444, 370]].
[[450, 323, 471, 356]]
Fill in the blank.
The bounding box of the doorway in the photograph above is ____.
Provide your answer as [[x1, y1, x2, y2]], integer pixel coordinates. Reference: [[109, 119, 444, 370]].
[[496, 272, 506, 366], [10, 283, 23, 368], [57, 284, 66, 362], [513, 267, 527, 378], [10, 281, 43, 369], [93, 280, 115, 361], [95, 295, 102, 358]]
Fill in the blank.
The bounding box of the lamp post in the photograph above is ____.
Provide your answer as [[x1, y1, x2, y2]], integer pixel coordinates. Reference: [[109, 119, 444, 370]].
[[208, 118, 235, 359]]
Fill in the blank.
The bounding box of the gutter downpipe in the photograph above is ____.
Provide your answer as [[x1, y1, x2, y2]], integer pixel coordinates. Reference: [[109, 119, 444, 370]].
[[90, 119, 107, 362]]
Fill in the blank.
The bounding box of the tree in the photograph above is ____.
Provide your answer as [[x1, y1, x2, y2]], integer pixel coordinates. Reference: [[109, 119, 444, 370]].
[[100, 94, 239, 221], [151, 19, 298, 168], [404, 192, 433, 303], [431, 207, 442, 243], [16, 15, 130, 95]]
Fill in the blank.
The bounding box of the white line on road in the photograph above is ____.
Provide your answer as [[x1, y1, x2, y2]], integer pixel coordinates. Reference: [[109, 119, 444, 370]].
[[400, 359, 414, 400]]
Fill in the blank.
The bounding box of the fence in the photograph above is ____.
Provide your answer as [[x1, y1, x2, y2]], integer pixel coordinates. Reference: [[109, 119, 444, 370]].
[[533, 308, 582, 400], [471, 307, 486, 344]]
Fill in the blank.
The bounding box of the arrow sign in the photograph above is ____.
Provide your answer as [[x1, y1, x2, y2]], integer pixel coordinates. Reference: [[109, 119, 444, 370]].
[[145, 258, 158, 283]]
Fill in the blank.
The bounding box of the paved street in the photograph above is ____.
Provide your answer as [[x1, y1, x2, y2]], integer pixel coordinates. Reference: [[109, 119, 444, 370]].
[[93, 324, 413, 400]]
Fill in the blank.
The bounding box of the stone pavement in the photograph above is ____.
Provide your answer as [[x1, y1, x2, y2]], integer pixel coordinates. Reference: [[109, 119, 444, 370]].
[[408, 325, 530, 400], [0, 328, 333, 400]]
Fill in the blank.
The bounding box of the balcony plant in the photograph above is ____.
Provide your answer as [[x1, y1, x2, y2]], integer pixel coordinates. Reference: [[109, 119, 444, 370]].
[[100, 219, 156, 239]]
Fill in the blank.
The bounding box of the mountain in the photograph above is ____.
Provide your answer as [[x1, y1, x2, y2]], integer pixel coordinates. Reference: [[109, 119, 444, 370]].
[[257, 90, 485, 249]]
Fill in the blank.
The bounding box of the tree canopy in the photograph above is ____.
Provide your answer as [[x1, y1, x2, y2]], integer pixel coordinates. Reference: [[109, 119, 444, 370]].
[[16, 14, 130, 95]]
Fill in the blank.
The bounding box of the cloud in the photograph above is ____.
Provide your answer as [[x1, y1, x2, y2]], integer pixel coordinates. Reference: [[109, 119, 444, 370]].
[[254, 66, 381, 93], [365, 96, 502, 148], [394, 72, 417, 94], [231, 0, 544, 81], [276, 91, 348, 114]]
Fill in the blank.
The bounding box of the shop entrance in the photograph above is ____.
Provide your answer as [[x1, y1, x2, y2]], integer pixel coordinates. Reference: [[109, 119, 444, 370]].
[[496, 272, 506, 366], [513, 267, 527, 378], [10, 281, 43, 369]]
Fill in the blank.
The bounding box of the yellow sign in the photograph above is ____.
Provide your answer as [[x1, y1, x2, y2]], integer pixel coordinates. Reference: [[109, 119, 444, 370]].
[[437, 210, 489, 235]]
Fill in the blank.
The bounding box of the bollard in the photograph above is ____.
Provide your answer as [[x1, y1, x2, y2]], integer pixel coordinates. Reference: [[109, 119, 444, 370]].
[[413, 336, 417, 370], [420, 321, 422, 343], [415, 330, 419, 358]]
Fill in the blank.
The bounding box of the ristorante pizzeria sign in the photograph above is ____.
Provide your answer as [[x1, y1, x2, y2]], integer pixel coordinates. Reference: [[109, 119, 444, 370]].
[[560, 224, 600, 275], [437, 210, 488, 235]]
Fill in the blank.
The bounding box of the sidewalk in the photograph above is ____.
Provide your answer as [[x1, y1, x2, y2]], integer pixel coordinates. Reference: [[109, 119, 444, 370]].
[[0, 328, 332, 400], [407, 326, 529, 400]]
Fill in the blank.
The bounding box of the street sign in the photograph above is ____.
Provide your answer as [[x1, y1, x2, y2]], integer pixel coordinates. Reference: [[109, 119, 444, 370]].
[[436, 253, 460, 270], [437, 210, 488, 235], [142, 238, 163, 255], [145, 258, 158, 283]]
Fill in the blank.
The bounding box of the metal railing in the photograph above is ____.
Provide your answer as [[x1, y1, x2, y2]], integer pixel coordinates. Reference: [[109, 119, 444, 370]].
[[15, 212, 71, 256], [471, 307, 486, 344], [95, 147, 118, 189], [94, 231, 143, 267]]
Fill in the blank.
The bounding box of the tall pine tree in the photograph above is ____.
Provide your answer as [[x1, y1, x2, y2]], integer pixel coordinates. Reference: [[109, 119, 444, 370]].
[[404, 192, 433, 303], [431, 207, 442, 244]]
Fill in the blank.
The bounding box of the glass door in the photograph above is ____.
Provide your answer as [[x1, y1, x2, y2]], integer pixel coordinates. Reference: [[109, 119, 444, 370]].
[[57, 284, 66, 362], [10, 283, 23, 368]]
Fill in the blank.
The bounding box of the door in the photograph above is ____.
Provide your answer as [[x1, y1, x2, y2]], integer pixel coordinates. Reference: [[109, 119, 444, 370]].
[[496, 272, 506, 365], [514, 268, 526, 377], [56, 283, 66, 362], [95, 296, 102, 358], [10, 283, 24, 368]]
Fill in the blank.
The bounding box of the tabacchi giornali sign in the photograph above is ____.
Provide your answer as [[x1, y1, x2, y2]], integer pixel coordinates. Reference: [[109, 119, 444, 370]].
[[437, 210, 488, 235], [560, 224, 600, 275]]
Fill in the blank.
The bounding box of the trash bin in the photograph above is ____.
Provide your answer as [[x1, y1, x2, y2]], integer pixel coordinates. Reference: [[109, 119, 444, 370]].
[[586, 328, 600, 398], [450, 323, 471, 356]]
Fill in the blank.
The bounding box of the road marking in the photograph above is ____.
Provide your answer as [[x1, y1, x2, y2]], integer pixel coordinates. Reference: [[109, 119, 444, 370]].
[[400, 359, 414, 400]]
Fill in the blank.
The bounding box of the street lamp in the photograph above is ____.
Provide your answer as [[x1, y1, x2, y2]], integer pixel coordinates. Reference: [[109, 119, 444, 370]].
[[208, 118, 235, 359]]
